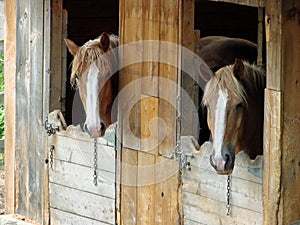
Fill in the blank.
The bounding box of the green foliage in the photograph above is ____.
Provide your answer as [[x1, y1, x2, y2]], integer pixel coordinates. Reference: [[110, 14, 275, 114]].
[[0, 52, 3, 92], [0, 105, 3, 139]]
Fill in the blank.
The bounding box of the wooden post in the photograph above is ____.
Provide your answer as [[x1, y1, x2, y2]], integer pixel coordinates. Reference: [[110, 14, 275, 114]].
[[118, 0, 191, 224], [4, 0, 50, 223], [264, 0, 300, 224], [4, 0, 17, 215]]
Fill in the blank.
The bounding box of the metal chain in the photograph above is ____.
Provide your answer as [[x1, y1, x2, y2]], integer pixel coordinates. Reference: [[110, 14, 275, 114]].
[[49, 145, 55, 170], [226, 175, 231, 216], [93, 139, 98, 186]]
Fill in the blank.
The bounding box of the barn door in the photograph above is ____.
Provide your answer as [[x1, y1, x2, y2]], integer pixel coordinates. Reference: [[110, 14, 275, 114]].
[[4, 0, 56, 224]]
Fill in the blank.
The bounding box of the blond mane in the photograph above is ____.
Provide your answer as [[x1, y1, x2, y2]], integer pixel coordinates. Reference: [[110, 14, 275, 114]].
[[70, 34, 119, 87], [202, 61, 265, 106]]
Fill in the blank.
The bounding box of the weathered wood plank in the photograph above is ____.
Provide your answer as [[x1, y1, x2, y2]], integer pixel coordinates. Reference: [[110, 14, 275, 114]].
[[209, 0, 265, 7], [51, 208, 111, 225], [50, 183, 115, 224], [50, 0, 63, 111], [42, 0, 51, 224], [263, 88, 282, 225], [136, 152, 156, 225], [182, 0, 199, 139], [280, 0, 300, 222], [265, 0, 282, 91], [183, 181, 262, 213], [182, 142, 263, 224], [183, 199, 262, 225], [13, 0, 46, 222], [120, 147, 138, 225], [119, 1, 183, 224], [49, 159, 115, 199], [4, 0, 17, 215], [48, 127, 115, 173]]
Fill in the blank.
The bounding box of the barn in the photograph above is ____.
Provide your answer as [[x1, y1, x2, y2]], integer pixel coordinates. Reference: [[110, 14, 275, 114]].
[[4, 0, 300, 224]]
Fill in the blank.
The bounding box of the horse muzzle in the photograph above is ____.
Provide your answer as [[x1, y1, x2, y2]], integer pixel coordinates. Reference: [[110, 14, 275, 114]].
[[210, 144, 235, 175], [81, 121, 106, 138]]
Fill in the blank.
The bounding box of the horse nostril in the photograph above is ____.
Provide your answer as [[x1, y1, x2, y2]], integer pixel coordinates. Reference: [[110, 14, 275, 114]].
[[84, 124, 88, 132], [81, 123, 91, 135], [224, 153, 233, 171], [100, 122, 106, 133]]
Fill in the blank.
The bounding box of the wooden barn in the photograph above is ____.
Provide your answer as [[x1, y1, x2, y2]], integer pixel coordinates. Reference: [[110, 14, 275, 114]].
[[4, 0, 300, 224]]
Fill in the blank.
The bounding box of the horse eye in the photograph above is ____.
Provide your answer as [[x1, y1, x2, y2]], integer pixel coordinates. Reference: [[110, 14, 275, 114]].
[[235, 102, 243, 111]]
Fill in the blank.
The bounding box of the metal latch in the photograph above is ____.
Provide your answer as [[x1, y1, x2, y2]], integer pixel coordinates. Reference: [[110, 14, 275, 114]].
[[44, 117, 59, 136]]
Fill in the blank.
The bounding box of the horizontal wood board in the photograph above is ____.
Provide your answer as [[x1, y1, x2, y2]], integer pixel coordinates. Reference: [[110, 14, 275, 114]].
[[182, 141, 263, 225], [48, 124, 116, 225]]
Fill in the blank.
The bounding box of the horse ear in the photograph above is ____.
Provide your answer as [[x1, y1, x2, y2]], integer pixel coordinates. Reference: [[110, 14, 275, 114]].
[[64, 38, 79, 56], [99, 32, 110, 52], [233, 58, 244, 80]]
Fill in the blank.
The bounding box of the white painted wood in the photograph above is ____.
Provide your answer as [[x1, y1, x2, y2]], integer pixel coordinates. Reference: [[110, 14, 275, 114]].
[[48, 112, 116, 224], [182, 140, 263, 225], [50, 183, 115, 224], [49, 159, 115, 199], [50, 208, 111, 225], [48, 126, 115, 173]]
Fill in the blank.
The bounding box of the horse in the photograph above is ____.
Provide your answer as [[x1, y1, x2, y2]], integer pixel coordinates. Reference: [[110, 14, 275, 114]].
[[197, 36, 258, 145], [64, 32, 119, 138], [201, 58, 265, 174]]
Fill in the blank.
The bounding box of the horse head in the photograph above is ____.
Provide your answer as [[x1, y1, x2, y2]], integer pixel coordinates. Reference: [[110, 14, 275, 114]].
[[202, 59, 248, 174], [64, 32, 118, 138]]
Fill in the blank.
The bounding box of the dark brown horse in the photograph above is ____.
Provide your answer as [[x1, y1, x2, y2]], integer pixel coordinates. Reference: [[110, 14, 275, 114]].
[[197, 36, 258, 145]]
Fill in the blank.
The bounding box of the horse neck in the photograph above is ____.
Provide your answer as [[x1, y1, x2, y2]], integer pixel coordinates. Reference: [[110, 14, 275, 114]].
[[239, 84, 265, 159]]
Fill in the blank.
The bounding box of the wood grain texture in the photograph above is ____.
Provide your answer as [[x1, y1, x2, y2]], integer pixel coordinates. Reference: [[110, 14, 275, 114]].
[[48, 125, 116, 224], [4, 0, 17, 215], [42, 1, 51, 224], [263, 89, 282, 225], [119, 0, 182, 224], [265, 0, 283, 91], [209, 0, 265, 7], [13, 0, 46, 222], [263, 1, 300, 224], [280, 0, 300, 222], [50, 0, 63, 111], [182, 142, 263, 225]]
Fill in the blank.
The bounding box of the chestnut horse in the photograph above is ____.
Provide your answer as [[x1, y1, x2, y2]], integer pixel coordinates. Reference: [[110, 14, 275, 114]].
[[64, 32, 118, 138], [197, 36, 258, 145], [202, 58, 265, 174]]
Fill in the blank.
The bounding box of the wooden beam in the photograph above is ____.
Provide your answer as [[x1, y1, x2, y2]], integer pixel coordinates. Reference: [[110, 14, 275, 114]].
[[264, 0, 300, 224], [50, 0, 64, 111], [4, 0, 17, 215], [119, 0, 183, 224], [42, 0, 51, 224], [265, 0, 282, 91], [209, 0, 265, 7]]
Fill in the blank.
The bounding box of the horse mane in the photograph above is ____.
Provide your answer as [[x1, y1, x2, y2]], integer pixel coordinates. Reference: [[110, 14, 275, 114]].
[[203, 61, 265, 106], [70, 34, 119, 88]]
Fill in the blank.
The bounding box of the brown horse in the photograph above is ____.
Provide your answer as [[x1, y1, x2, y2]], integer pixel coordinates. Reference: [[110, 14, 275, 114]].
[[202, 58, 265, 174], [64, 32, 118, 138], [197, 36, 258, 145]]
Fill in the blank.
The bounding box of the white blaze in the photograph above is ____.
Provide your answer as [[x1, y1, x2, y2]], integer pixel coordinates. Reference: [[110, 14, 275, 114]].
[[85, 62, 101, 136], [213, 89, 228, 160]]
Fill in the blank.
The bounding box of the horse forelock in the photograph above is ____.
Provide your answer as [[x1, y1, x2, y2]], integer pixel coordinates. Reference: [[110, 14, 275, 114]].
[[203, 61, 265, 107], [70, 34, 119, 88]]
